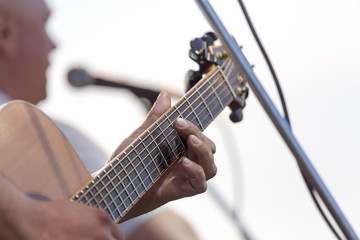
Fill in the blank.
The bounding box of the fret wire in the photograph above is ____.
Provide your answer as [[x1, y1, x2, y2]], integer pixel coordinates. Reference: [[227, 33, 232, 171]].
[[155, 121, 177, 161], [174, 105, 184, 119], [100, 131, 184, 220], [188, 78, 215, 127], [192, 84, 232, 128], [130, 145, 145, 198], [200, 74, 229, 119], [126, 148, 136, 178], [207, 77, 225, 109], [164, 111, 186, 153], [207, 74, 230, 108], [110, 130, 185, 202], [107, 132, 186, 219], [119, 169, 127, 195], [101, 193, 113, 218], [82, 92, 230, 217], [130, 179, 140, 203], [194, 86, 215, 121], [79, 117, 191, 211], [112, 185, 124, 220], [136, 63, 234, 171], [126, 60, 233, 177], [98, 90, 202, 189], [76, 60, 233, 208], [117, 181, 129, 214], [148, 128, 169, 168], [164, 112, 175, 126], [107, 192, 117, 220], [172, 61, 233, 131], [211, 62, 236, 107], [140, 137, 157, 185], [205, 83, 227, 116], [123, 176, 133, 208], [75, 58, 224, 199], [180, 62, 236, 129], [185, 80, 232, 129], [163, 110, 179, 123], [144, 128, 183, 174], [207, 64, 235, 110], [146, 129, 168, 181], [164, 112, 185, 159], [113, 159, 131, 212], [75, 59, 236, 210], [184, 95, 204, 131], [188, 93, 213, 130], [137, 137, 153, 189], [217, 65, 237, 99], [101, 121, 185, 208]]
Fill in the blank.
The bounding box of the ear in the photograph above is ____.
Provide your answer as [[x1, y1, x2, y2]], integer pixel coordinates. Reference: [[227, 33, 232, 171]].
[[0, 8, 15, 57]]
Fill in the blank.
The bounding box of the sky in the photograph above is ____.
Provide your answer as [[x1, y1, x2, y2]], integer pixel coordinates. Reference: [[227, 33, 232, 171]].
[[42, 0, 360, 239]]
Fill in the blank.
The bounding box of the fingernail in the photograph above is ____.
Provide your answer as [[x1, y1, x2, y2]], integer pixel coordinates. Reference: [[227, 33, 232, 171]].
[[157, 91, 168, 100], [191, 135, 201, 145], [182, 157, 193, 166], [176, 118, 188, 128]]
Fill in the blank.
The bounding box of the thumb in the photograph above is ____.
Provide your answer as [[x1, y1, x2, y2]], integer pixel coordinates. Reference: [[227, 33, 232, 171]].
[[145, 91, 171, 124], [107, 91, 171, 162]]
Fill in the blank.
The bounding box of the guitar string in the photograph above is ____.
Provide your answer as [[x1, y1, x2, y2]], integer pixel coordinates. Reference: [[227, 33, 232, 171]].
[[76, 59, 236, 213], [82, 62, 236, 221], [97, 61, 237, 220], [105, 67, 237, 219], [72, 58, 232, 204], [103, 62, 238, 222], [75, 59, 235, 214], [76, 59, 237, 212]]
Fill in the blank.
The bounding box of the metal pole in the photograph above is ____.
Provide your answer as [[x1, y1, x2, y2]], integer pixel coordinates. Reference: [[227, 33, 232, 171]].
[[194, 0, 358, 239]]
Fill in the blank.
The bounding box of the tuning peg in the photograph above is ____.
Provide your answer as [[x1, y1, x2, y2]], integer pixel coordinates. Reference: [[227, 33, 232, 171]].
[[190, 38, 204, 52], [201, 32, 217, 46], [230, 108, 243, 123], [186, 32, 221, 92]]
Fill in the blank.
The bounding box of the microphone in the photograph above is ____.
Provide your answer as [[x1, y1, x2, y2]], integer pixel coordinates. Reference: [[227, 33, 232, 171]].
[[67, 68, 170, 111], [67, 68, 97, 87]]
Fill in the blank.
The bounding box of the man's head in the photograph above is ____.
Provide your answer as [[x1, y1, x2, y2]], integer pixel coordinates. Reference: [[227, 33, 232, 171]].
[[0, 0, 56, 105]]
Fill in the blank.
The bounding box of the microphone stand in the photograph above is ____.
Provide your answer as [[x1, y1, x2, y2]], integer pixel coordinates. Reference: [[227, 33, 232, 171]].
[[194, 0, 358, 239]]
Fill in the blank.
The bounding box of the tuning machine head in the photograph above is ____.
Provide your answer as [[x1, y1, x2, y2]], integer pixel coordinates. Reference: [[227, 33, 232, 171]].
[[229, 75, 249, 123], [189, 32, 220, 67], [187, 32, 225, 91]]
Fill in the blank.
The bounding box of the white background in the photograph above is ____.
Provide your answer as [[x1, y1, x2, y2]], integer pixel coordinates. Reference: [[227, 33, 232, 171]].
[[41, 0, 360, 239]]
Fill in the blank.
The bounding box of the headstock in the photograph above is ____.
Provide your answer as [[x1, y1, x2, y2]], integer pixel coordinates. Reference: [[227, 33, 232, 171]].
[[185, 32, 249, 123]]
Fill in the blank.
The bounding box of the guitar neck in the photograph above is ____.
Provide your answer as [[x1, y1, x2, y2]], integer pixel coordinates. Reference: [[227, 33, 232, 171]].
[[71, 58, 240, 222]]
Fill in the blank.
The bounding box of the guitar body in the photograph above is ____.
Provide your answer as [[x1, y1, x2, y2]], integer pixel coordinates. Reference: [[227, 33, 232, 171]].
[[0, 100, 92, 201]]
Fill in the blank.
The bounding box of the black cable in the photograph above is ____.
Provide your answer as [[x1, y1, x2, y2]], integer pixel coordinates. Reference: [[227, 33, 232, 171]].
[[236, 0, 342, 239], [236, 0, 290, 126]]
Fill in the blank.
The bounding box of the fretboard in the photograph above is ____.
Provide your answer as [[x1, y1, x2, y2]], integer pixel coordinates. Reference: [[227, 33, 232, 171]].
[[71, 57, 241, 222]]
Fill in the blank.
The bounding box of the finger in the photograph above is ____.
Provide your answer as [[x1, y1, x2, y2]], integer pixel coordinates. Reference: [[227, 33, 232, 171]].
[[187, 134, 217, 180], [111, 224, 124, 240], [180, 157, 207, 195], [108, 91, 171, 161], [174, 118, 216, 154], [125, 91, 171, 138], [144, 91, 171, 124]]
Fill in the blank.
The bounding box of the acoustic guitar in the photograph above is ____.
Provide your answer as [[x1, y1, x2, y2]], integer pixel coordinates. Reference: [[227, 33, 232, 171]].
[[0, 35, 248, 223]]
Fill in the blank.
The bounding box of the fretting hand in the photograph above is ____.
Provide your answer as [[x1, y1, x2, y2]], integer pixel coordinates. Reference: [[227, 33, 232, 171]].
[[109, 91, 217, 221]]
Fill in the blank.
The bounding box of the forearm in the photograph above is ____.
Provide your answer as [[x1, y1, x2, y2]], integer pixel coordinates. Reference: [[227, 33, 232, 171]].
[[0, 171, 30, 239]]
